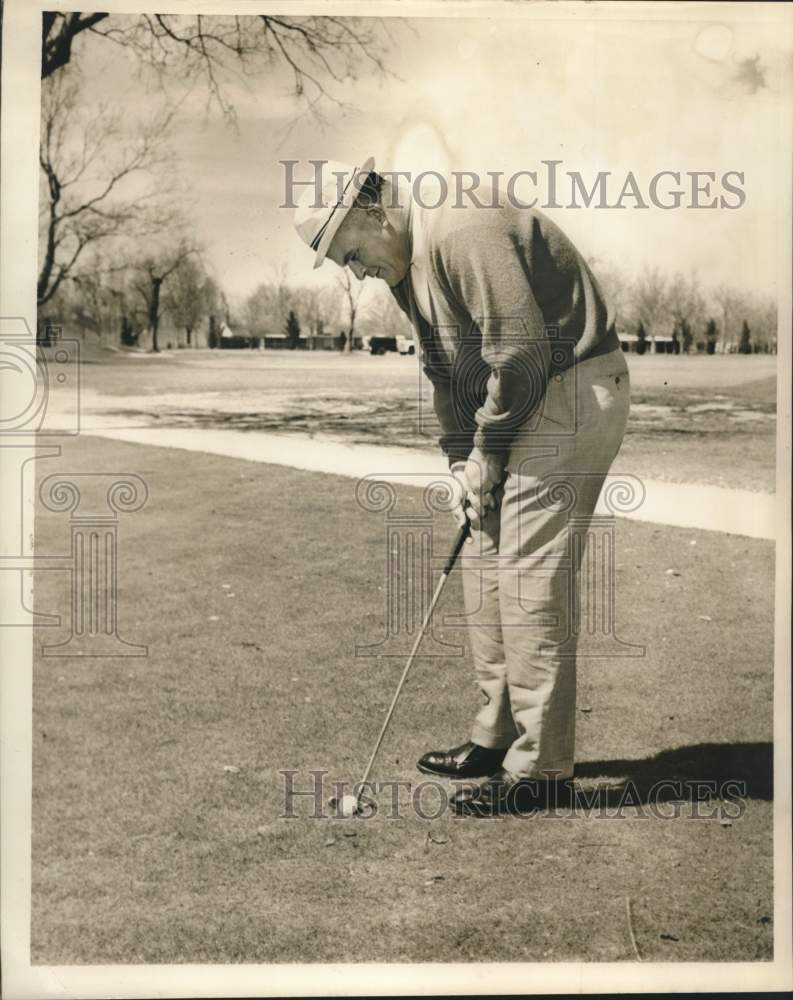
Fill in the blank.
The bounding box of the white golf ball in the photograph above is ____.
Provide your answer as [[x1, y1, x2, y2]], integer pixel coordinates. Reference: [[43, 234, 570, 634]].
[[339, 794, 359, 817]]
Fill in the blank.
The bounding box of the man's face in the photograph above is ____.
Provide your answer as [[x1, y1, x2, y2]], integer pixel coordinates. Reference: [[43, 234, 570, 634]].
[[327, 206, 410, 287]]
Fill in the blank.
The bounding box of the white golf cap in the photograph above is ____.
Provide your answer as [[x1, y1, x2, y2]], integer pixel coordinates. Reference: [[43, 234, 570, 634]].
[[293, 157, 375, 269]]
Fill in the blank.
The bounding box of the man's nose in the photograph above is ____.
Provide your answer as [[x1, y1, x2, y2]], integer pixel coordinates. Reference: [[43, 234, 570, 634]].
[[349, 260, 366, 281]]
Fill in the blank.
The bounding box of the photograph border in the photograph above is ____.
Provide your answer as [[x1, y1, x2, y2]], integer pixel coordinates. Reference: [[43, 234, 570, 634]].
[[1, 1, 791, 996]]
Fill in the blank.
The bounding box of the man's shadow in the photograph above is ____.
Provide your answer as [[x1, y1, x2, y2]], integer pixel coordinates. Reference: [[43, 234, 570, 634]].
[[568, 741, 773, 808], [456, 742, 773, 818]]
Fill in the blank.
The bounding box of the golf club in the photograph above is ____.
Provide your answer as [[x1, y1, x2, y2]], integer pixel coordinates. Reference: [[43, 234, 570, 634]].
[[334, 512, 472, 817]]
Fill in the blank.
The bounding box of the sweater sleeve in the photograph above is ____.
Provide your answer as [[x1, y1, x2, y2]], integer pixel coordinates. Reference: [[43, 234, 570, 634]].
[[438, 227, 551, 459], [421, 335, 476, 466], [391, 275, 475, 465]]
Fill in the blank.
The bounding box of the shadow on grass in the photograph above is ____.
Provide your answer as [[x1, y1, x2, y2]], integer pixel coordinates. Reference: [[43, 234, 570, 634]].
[[575, 741, 773, 803], [453, 743, 773, 818]]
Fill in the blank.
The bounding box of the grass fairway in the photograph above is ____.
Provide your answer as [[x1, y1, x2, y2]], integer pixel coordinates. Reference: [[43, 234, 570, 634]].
[[32, 435, 774, 964]]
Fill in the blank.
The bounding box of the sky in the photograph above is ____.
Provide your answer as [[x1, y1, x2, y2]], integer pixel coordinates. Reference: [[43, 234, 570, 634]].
[[67, 8, 792, 310]]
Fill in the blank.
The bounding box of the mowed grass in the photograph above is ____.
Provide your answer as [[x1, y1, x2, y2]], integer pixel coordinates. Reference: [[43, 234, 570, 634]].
[[32, 435, 774, 964]]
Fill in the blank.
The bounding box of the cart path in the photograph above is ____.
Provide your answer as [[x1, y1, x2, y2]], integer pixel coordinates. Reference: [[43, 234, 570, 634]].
[[81, 426, 776, 540]]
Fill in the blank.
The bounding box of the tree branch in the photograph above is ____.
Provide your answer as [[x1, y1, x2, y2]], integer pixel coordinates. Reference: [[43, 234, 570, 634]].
[[42, 12, 110, 79], [43, 13, 397, 122]]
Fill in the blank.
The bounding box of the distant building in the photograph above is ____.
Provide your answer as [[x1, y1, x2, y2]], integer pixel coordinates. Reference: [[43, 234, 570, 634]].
[[259, 330, 363, 350], [262, 332, 292, 349], [619, 332, 640, 352], [218, 321, 261, 349], [649, 335, 676, 354], [619, 332, 677, 354], [303, 330, 340, 351]]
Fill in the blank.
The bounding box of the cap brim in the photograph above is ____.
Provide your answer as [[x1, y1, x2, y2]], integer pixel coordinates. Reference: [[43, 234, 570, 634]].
[[312, 156, 375, 269]]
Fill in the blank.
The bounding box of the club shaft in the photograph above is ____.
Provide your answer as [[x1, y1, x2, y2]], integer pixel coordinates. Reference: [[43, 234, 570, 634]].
[[357, 568, 452, 795], [353, 515, 471, 802]]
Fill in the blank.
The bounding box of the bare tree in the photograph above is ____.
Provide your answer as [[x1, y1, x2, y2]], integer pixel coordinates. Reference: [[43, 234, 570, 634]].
[[295, 286, 324, 347], [632, 266, 671, 344], [41, 12, 108, 78], [203, 277, 227, 346], [591, 261, 631, 329], [38, 71, 174, 306], [713, 284, 764, 352], [361, 286, 412, 339], [42, 13, 395, 121], [244, 283, 278, 341], [722, 290, 777, 353], [337, 270, 364, 352], [319, 285, 344, 337], [667, 271, 705, 352], [244, 278, 344, 349], [293, 285, 342, 346], [133, 241, 200, 352], [745, 294, 777, 351], [79, 253, 153, 346], [244, 266, 298, 342], [164, 257, 211, 347]]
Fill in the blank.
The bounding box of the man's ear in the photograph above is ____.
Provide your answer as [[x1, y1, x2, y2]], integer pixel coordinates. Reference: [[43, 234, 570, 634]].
[[362, 202, 386, 226]]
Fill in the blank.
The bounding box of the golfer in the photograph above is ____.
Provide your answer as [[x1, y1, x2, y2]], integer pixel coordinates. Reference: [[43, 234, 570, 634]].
[[294, 159, 630, 815]]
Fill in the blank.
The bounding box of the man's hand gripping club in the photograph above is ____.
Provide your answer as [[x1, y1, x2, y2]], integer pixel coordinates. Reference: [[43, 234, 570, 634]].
[[451, 446, 506, 531]]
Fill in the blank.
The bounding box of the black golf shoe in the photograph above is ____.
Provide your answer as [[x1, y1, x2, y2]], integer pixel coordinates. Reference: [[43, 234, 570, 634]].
[[451, 767, 574, 817], [416, 740, 506, 779]]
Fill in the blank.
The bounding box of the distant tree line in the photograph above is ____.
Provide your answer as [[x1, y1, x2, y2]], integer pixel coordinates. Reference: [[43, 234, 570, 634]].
[[41, 243, 227, 353], [44, 254, 776, 359], [595, 263, 777, 355], [238, 269, 411, 353]]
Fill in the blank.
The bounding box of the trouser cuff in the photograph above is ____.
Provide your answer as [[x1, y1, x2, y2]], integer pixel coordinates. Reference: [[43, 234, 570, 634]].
[[501, 752, 574, 781], [470, 722, 517, 750]]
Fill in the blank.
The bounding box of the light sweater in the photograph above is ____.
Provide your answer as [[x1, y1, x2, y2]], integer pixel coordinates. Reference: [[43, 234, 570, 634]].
[[390, 196, 620, 465]]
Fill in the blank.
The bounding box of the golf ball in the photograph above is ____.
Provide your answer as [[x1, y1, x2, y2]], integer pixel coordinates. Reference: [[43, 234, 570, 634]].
[[338, 795, 359, 817]]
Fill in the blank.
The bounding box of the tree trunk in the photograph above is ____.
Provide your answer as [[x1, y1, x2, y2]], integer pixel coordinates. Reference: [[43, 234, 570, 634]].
[[346, 309, 356, 352], [149, 277, 162, 352], [37, 216, 59, 306]]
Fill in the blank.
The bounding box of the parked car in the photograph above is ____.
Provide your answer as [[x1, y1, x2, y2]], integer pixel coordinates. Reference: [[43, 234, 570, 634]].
[[365, 334, 416, 356], [369, 335, 397, 355]]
